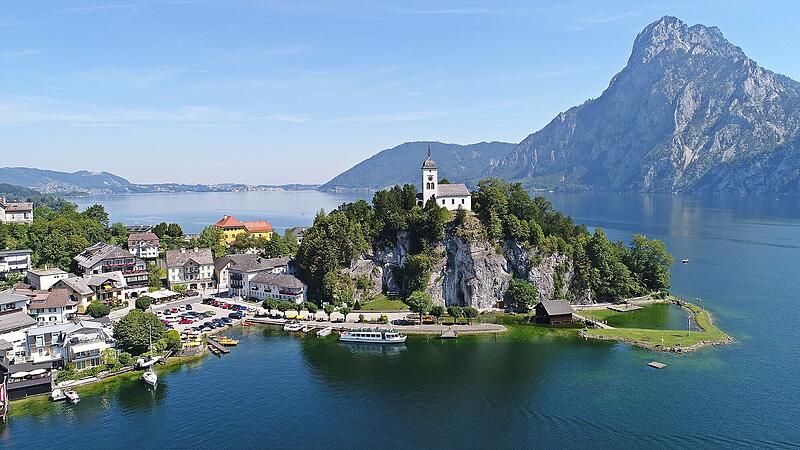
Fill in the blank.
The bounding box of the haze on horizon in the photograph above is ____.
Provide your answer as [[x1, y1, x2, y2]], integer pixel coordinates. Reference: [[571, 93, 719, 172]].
[[2, 0, 799, 185]]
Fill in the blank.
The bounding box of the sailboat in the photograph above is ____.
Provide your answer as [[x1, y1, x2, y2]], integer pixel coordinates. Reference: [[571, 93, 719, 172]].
[[141, 323, 158, 387]]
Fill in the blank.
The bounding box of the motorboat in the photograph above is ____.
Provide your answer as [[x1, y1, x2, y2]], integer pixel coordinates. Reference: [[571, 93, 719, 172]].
[[217, 336, 239, 346], [142, 367, 157, 387], [339, 328, 407, 344], [283, 322, 303, 332], [63, 389, 81, 404], [316, 327, 333, 337], [50, 388, 66, 402], [681, 258, 690, 264]]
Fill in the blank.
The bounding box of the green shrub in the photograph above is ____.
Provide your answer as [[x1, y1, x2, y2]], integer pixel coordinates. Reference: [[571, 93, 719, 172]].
[[86, 301, 110, 318]]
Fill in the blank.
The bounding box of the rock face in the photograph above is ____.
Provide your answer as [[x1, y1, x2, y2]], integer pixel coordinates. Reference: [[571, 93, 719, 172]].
[[490, 16, 800, 193], [350, 229, 593, 310]]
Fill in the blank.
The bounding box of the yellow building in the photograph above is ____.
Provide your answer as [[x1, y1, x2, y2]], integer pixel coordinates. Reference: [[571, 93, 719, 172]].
[[213, 215, 274, 245]]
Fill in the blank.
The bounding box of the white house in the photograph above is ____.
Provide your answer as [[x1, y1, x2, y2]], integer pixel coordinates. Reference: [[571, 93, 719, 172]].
[[0, 289, 30, 313], [28, 288, 78, 325], [24, 320, 114, 369], [418, 146, 472, 211], [166, 248, 215, 291], [73, 242, 149, 298], [0, 197, 34, 224], [227, 256, 293, 299], [26, 268, 69, 291], [127, 232, 160, 259], [0, 249, 32, 279], [248, 272, 305, 304]]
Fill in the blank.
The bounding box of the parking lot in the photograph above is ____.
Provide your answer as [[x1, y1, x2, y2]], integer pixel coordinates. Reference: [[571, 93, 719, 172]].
[[151, 297, 257, 334]]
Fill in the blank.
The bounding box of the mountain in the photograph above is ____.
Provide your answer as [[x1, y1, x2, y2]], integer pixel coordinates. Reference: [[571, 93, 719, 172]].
[[0, 167, 319, 194], [320, 141, 516, 191], [0, 167, 132, 194], [490, 16, 800, 193]]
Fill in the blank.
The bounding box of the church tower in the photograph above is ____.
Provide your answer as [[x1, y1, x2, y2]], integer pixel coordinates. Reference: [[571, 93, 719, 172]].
[[421, 144, 438, 205]]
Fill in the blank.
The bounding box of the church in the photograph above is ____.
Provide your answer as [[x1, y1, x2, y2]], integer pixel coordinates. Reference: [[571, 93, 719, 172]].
[[418, 146, 472, 211]]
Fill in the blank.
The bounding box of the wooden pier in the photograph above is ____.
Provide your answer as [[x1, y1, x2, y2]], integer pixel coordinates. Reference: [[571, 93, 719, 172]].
[[206, 337, 230, 354], [648, 361, 667, 369], [440, 328, 458, 339]]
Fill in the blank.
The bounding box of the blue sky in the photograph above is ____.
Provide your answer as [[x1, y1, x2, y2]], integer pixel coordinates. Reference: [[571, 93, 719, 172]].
[[1, 1, 798, 184]]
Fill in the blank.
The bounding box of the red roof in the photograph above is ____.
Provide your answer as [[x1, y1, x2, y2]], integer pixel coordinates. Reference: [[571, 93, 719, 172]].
[[213, 215, 244, 229], [243, 221, 273, 233]]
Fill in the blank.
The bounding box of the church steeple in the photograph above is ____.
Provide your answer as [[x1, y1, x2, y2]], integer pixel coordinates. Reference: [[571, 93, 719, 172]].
[[421, 144, 438, 205]]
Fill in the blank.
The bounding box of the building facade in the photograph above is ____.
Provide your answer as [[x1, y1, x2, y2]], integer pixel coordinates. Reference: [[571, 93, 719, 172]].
[[73, 243, 148, 298], [26, 268, 69, 291], [0, 249, 32, 279], [227, 256, 292, 299], [166, 248, 215, 291], [0, 197, 34, 224], [248, 272, 305, 303], [127, 232, 160, 259], [213, 215, 274, 245], [418, 146, 472, 211], [28, 289, 78, 325]]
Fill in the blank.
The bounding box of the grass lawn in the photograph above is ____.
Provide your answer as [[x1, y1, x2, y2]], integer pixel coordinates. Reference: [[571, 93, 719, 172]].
[[359, 296, 409, 311], [583, 301, 729, 349]]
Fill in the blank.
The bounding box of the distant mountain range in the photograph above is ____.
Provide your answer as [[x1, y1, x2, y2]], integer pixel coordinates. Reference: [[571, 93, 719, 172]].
[[319, 141, 515, 191], [0, 167, 318, 195], [325, 16, 800, 193]]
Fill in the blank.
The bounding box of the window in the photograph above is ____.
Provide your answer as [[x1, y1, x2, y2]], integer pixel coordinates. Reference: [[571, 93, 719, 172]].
[[441, 199, 445, 204], [462, 199, 465, 204], [451, 199, 455, 204]]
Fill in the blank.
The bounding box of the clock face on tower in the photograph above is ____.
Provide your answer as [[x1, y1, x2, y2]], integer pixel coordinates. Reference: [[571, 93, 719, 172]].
[[427, 175, 433, 181]]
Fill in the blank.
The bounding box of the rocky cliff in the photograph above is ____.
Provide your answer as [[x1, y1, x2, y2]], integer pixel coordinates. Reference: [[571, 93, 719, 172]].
[[345, 227, 592, 310], [490, 16, 800, 193]]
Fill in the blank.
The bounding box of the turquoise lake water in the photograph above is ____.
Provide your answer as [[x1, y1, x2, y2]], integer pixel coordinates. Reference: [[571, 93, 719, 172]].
[[4, 191, 798, 448]]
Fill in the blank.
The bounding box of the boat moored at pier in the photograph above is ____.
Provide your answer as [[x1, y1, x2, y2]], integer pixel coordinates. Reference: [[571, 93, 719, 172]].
[[339, 328, 407, 344]]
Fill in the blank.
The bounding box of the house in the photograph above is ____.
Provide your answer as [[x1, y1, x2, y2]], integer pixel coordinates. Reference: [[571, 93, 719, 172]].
[[127, 231, 160, 259], [248, 272, 305, 304], [0, 197, 34, 224], [73, 242, 148, 298], [24, 320, 114, 369], [534, 301, 574, 325], [288, 227, 306, 245], [214, 253, 258, 290], [0, 289, 30, 313], [227, 256, 293, 299], [213, 215, 274, 245], [165, 248, 215, 291], [85, 272, 128, 306], [0, 310, 37, 336], [417, 146, 472, 211], [52, 277, 95, 314], [28, 289, 78, 325], [0, 249, 32, 279], [26, 268, 69, 291]]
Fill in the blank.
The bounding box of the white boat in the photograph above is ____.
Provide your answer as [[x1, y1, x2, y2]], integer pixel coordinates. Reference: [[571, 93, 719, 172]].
[[63, 389, 81, 404], [316, 327, 332, 337], [142, 367, 157, 387], [339, 328, 407, 344], [301, 325, 314, 333], [283, 322, 303, 332], [136, 356, 161, 369], [50, 388, 66, 402], [682, 258, 690, 264]]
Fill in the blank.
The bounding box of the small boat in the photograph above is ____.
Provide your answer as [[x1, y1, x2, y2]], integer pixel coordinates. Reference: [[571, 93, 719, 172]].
[[50, 388, 66, 402], [208, 345, 221, 356], [339, 328, 407, 344], [681, 258, 690, 264], [283, 322, 303, 332], [316, 327, 332, 337], [142, 367, 157, 387], [301, 325, 314, 333], [63, 389, 81, 404], [217, 337, 239, 346]]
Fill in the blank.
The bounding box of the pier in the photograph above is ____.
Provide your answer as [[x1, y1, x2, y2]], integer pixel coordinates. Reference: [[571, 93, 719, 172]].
[[206, 337, 230, 354]]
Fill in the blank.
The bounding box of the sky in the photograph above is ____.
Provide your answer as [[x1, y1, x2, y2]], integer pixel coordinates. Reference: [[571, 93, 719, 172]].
[[1, 0, 799, 185]]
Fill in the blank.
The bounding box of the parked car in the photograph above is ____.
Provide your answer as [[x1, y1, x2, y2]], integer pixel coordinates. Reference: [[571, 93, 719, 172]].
[[171, 307, 179, 314], [179, 318, 193, 324], [211, 300, 220, 307], [185, 304, 193, 310], [204, 311, 215, 317], [228, 312, 243, 319]]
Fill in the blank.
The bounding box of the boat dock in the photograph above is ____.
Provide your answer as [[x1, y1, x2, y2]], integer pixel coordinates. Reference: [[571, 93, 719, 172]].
[[440, 328, 458, 339], [648, 361, 667, 369], [609, 304, 642, 313], [206, 337, 230, 354]]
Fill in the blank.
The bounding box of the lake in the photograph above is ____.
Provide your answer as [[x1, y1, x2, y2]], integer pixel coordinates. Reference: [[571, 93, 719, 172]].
[[6, 191, 800, 448]]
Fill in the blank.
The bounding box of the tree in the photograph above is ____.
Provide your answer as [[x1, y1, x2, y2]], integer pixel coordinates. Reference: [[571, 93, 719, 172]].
[[505, 278, 539, 311], [166, 223, 183, 238], [196, 225, 226, 258], [86, 301, 110, 318], [339, 306, 351, 322], [447, 306, 463, 323], [628, 234, 674, 292], [430, 305, 445, 324], [463, 306, 479, 324], [439, 178, 451, 184], [165, 329, 182, 352], [405, 291, 433, 324], [135, 296, 153, 311], [262, 299, 277, 314], [173, 284, 187, 295], [82, 204, 109, 228], [294, 302, 303, 314], [323, 304, 335, 321], [109, 222, 129, 246], [276, 301, 290, 318], [113, 310, 165, 355], [147, 263, 163, 289], [306, 302, 318, 318]]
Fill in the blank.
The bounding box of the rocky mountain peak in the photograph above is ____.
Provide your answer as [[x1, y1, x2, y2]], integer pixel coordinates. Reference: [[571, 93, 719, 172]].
[[629, 16, 744, 66]]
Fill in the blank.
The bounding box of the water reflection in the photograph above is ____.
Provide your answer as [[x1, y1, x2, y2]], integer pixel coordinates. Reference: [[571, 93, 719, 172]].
[[338, 342, 407, 357], [117, 380, 168, 412]]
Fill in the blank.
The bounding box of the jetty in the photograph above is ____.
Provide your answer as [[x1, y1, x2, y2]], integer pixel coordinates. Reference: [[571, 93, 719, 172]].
[[440, 328, 458, 339], [648, 361, 667, 369], [206, 337, 230, 354], [608, 304, 642, 313]]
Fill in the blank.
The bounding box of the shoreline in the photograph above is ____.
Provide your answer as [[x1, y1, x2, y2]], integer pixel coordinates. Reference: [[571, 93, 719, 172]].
[[577, 297, 733, 353]]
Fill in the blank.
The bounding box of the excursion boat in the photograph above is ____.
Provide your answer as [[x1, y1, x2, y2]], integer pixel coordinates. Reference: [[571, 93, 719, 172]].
[[283, 322, 303, 332], [339, 328, 407, 344], [63, 389, 81, 404], [316, 327, 333, 337]]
